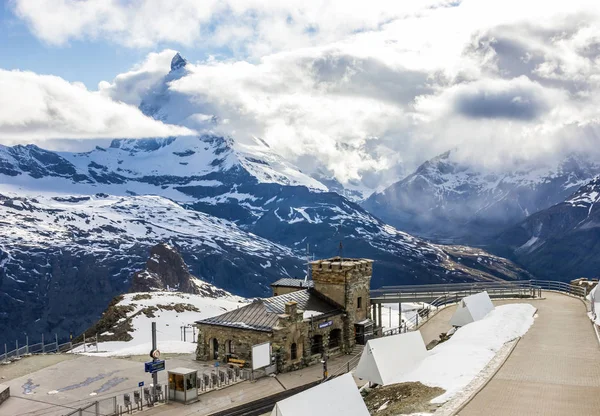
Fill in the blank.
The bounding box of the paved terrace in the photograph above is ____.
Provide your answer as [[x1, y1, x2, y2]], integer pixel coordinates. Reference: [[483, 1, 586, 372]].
[[416, 292, 600, 416], [457, 292, 600, 416]]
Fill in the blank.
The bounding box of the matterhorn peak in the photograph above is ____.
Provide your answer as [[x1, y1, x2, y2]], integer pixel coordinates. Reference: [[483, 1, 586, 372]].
[[170, 52, 187, 71]]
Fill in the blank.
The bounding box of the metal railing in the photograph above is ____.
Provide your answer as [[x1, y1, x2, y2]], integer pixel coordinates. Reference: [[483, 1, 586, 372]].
[[371, 280, 541, 303], [378, 279, 589, 337], [2, 334, 99, 364], [326, 349, 363, 380]]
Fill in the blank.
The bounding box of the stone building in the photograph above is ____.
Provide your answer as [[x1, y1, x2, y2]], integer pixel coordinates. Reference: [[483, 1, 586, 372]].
[[194, 257, 373, 372]]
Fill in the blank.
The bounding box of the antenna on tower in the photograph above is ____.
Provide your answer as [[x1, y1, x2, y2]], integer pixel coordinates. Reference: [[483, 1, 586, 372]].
[[304, 243, 310, 286]]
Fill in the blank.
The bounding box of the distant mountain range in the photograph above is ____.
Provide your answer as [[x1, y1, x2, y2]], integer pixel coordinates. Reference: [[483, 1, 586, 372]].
[[494, 176, 600, 280], [363, 150, 600, 245]]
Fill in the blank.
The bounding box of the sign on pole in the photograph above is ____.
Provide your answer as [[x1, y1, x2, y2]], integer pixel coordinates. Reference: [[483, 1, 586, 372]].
[[144, 360, 166, 374], [251, 342, 271, 370]]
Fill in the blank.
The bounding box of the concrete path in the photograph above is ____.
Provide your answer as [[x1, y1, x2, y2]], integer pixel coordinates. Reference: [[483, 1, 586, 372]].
[[455, 292, 600, 416]]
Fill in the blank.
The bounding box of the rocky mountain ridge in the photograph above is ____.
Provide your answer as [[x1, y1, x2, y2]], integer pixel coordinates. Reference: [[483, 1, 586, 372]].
[[495, 175, 600, 280], [363, 150, 600, 244]]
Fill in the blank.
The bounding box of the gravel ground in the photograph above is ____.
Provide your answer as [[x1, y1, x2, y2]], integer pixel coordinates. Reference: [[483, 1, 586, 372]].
[[363, 382, 444, 415]]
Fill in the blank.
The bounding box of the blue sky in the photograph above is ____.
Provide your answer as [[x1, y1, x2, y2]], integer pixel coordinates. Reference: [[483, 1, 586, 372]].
[[0, 4, 225, 89]]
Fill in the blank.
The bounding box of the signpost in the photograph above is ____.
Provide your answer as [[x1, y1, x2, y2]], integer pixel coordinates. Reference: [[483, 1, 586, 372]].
[[145, 322, 164, 404], [144, 360, 166, 373]]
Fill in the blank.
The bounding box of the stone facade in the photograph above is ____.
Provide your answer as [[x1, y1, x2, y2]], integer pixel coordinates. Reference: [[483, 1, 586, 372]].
[[195, 257, 373, 373], [0, 384, 9, 406], [311, 258, 372, 348]]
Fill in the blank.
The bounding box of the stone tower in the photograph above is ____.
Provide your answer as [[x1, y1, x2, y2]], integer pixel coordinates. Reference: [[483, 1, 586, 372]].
[[310, 257, 373, 349]]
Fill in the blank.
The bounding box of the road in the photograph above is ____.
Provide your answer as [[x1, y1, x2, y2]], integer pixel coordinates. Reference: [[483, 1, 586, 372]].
[[453, 292, 600, 416]]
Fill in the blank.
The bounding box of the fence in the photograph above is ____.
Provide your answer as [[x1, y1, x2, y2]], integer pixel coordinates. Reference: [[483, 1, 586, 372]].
[[2, 333, 99, 364], [379, 279, 589, 337], [61, 365, 255, 416]]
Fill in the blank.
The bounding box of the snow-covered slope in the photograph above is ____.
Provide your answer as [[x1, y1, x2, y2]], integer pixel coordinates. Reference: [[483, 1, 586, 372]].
[[0, 189, 303, 345], [363, 150, 600, 244], [72, 289, 247, 357], [495, 176, 600, 280]]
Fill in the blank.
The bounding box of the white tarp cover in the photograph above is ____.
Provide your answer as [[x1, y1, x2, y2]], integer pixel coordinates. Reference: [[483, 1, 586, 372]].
[[354, 331, 427, 386], [587, 285, 600, 317], [449, 291, 494, 327], [252, 342, 271, 370], [270, 373, 369, 416]]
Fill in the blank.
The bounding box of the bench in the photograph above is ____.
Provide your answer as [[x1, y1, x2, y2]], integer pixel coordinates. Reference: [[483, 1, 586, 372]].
[[227, 358, 246, 366]]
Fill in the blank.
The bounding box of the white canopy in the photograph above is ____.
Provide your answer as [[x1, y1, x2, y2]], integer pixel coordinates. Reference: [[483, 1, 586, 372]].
[[587, 285, 600, 317], [270, 373, 369, 416], [354, 331, 427, 386], [449, 291, 494, 327]]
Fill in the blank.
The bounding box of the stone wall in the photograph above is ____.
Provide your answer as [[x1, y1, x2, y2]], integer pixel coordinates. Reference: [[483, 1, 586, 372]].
[[0, 384, 9, 406], [195, 324, 272, 363], [195, 310, 347, 372]]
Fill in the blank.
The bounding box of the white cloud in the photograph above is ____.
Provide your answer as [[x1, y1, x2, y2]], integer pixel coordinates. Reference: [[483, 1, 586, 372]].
[[0, 69, 195, 143], [8, 0, 600, 191], [11, 0, 455, 52], [98, 49, 177, 105]]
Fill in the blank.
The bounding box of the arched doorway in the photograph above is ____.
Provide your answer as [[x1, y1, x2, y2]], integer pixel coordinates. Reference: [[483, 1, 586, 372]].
[[311, 334, 323, 355], [329, 328, 342, 349], [290, 343, 298, 360], [209, 338, 219, 360], [225, 340, 234, 359]]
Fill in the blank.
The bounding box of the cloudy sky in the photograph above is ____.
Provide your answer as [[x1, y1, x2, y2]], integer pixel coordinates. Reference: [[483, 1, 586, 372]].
[[2, 0, 600, 191]]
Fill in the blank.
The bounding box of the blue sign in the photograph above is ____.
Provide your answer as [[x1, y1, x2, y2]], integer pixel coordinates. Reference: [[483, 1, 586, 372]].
[[215, 361, 220, 367], [318, 320, 333, 329], [144, 360, 166, 374], [138, 381, 144, 387]]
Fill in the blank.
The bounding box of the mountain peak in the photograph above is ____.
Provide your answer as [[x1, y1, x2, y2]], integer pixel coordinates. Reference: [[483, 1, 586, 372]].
[[170, 53, 187, 71]]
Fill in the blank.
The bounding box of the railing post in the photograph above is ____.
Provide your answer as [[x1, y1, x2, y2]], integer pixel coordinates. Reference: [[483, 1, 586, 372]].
[[4, 344, 7, 363], [16, 340, 19, 358], [83, 333, 86, 352], [55, 334, 58, 352], [25, 335, 29, 355], [96, 333, 99, 352], [42, 334, 45, 353]]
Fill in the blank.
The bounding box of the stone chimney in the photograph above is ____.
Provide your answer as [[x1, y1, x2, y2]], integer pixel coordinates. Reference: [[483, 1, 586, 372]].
[[285, 301, 298, 317]]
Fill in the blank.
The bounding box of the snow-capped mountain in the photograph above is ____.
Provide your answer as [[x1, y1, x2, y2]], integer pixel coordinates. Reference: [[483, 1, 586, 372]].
[[0, 136, 533, 346], [0, 189, 302, 345], [495, 176, 600, 280], [363, 150, 600, 244]]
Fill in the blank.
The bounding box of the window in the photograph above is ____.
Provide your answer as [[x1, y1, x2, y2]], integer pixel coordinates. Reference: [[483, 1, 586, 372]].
[[311, 335, 323, 355], [291, 343, 297, 360], [329, 329, 342, 349], [357, 296, 362, 309]]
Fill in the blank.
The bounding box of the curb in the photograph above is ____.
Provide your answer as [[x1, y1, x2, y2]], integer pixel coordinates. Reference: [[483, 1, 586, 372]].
[[449, 307, 537, 416], [593, 322, 600, 347]]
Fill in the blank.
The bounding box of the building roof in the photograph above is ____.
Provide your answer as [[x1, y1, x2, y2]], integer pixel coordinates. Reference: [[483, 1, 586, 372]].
[[271, 278, 314, 288], [196, 289, 340, 332]]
